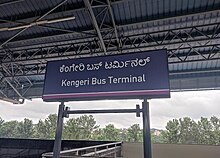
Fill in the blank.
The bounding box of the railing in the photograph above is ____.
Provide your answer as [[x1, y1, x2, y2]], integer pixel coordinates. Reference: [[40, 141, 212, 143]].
[[42, 142, 122, 158]]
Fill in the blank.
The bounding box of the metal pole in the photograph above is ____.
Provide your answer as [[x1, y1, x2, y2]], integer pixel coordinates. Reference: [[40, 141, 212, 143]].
[[142, 99, 152, 158], [53, 101, 65, 158]]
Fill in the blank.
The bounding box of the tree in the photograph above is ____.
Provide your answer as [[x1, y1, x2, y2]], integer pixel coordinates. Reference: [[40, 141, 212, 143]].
[[151, 132, 166, 143], [210, 116, 220, 131], [162, 116, 220, 145], [0, 117, 4, 129], [75, 115, 99, 139], [91, 128, 105, 140], [2, 114, 220, 145], [162, 119, 180, 143], [118, 128, 128, 142], [179, 117, 198, 144], [63, 115, 99, 140], [102, 124, 120, 141], [0, 117, 4, 126], [0, 117, 4, 137], [151, 129, 166, 143], [162, 117, 202, 144], [197, 117, 213, 145], [44, 114, 58, 139], [127, 124, 142, 142], [0, 121, 19, 138], [33, 114, 58, 139], [210, 116, 220, 145], [16, 118, 34, 138], [34, 119, 48, 139], [63, 118, 80, 139]]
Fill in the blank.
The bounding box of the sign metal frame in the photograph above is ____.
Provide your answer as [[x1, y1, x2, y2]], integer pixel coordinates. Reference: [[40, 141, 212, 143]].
[[43, 49, 170, 102]]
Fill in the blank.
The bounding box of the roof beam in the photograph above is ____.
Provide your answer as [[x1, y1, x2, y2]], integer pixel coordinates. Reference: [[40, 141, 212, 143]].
[[0, 0, 24, 7], [107, 0, 121, 48], [2, 60, 220, 79], [0, 0, 219, 28], [2, 10, 220, 51], [0, 16, 75, 33], [83, 0, 107, 53], [0, 71, 26, 103], [4, 79, 25, 99], [2, 34, 220, 65], [0, 96, 24, 104], [0, 0, 69, 48], [0, 0, 124, 23], [0, 18, 94, 35]]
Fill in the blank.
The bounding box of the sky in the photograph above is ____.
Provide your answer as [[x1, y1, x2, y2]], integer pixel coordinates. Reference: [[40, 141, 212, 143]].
[[0, 90, 219, 129]]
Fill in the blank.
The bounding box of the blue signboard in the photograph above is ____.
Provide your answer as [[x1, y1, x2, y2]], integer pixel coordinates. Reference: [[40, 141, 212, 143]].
[[43, 50, 170, 102]]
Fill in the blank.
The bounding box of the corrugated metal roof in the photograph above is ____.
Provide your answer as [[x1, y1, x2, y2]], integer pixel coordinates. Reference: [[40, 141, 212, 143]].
[[0, 0, 220, 101]]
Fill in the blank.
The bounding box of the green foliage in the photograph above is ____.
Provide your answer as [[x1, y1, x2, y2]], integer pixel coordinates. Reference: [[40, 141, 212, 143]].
[[33, 114, 58, 139], [127, 124, 142, 142], [197, 117, 213, 145], [118, 128, 128, 141], [63, 118, 79, 139], [101, 124, 120, 141], [162, 116, 220, 145], [0, 120, 19, 138], [44, 114, 58, 139], [63, 115, 99, 140], [210, 116, 220, 145], [75, 115, 99, 139], [91, 128, 105, 140], [179, 117, 198, 144], [151, 134, 165, 143], [16, 118, 34, 138], [0, 117, 4, 134], [0, 117, 4, 126], [34, 119, 48, 139], [163, 119, 180, 143], [1, 114, 220, 145]]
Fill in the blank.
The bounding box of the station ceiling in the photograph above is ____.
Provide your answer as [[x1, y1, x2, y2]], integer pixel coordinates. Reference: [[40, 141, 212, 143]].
[[0, 0, 220, 103]]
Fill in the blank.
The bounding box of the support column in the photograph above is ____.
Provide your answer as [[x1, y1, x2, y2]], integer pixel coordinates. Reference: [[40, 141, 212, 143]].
[[142, 99, 152, 158], [53, 101, 65, 158]]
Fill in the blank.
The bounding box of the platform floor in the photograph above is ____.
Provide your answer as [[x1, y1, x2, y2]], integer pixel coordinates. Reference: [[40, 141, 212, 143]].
[[122, 143, 220, 158]]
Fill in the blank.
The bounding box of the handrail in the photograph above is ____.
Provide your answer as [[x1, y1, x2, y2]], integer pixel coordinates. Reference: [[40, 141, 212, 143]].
[[82, 146, 121, 156], [61, 142, 121, 154], [42, 141, 122, 157]]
